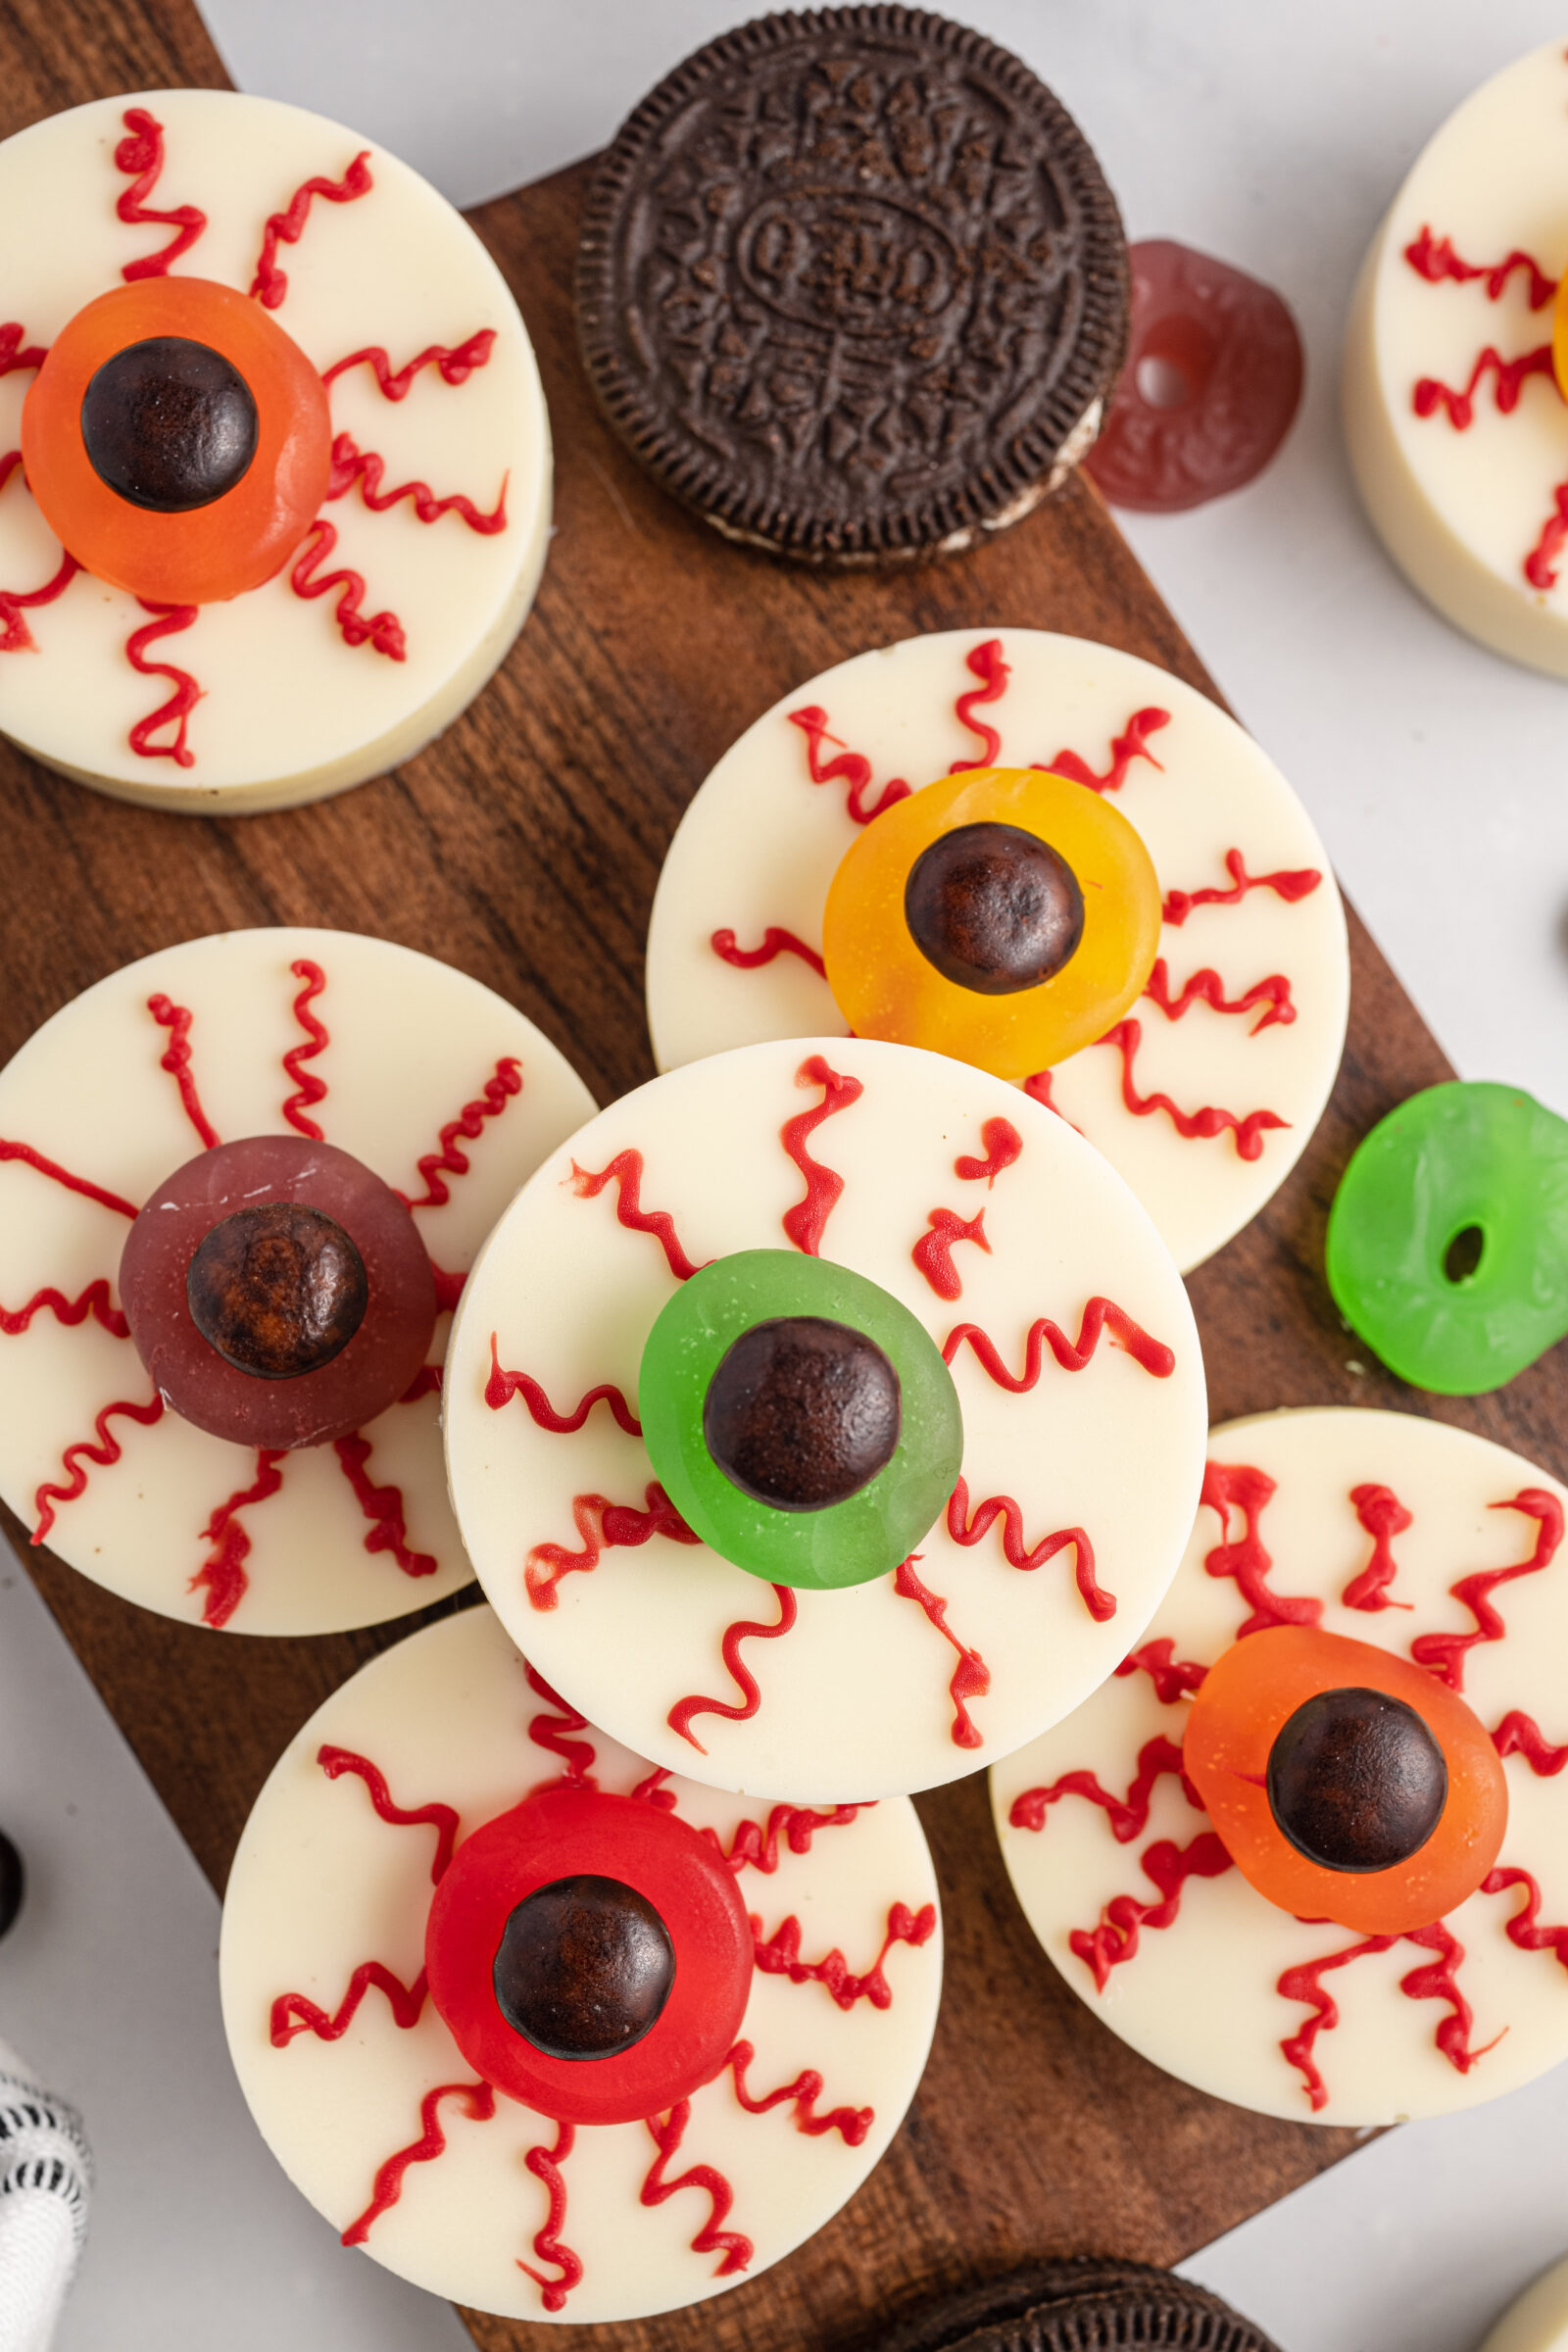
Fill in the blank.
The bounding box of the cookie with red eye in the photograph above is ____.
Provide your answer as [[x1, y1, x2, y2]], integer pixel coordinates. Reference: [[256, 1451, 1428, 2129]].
[[0, 928, 593, 1634], [0, 89, 549, 810], [444, 1034, 1206, 1802], [220, 1604, 942, 2325], [646, 627, 1348, 1275], [992, 1406, 1568, 2126]]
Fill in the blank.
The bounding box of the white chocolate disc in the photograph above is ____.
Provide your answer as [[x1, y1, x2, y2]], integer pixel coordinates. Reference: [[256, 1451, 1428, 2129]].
[[645, 629, 1348, 1274], [445, 1035, 1207, 1801], [0, 928, 593, 1633], [1344, 42, 1568, 675], [0, 90, 550, 809], [1483, 2253, 1568, 2352], [220, 1605, 942, 2326], [992, 1407, 1568, 2126]]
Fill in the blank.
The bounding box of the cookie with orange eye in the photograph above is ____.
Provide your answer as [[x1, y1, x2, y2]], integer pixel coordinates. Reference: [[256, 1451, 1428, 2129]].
[[0, 89, 549, 810], [220, 1606, 943, 2325], [993, 1407, 1568, 2126], [646, 628, 1348, 1274]]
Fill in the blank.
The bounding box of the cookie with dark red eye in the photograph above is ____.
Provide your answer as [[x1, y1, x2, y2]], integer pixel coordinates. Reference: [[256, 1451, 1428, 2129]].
[[120, 1135, 437, 1449]]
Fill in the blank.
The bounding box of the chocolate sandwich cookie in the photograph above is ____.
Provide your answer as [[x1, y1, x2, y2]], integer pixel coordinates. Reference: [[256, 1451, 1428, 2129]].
[[577, 7, 1129, 566], [868, 2258, 1282, 2352]]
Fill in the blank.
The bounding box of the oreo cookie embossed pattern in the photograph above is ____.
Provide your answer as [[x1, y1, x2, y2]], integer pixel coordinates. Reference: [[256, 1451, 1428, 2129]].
[[578, 7, 1129, 564]]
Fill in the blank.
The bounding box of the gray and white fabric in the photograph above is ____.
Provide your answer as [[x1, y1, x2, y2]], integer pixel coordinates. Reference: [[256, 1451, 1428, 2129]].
[[0, 2041, 89, 2352]]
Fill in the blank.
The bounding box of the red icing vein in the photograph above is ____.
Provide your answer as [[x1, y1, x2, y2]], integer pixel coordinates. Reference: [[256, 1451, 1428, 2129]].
[[568, 1150, 702, 1282], [527, 1484, 698, 1610], [0, 1139, 136, 1220], [270, 1960, 426, 2047], [486, 1335, 642, 1437], [518, 2120, 581, 2313], [32, 1390, 164, 1544], [341, 2079, 495, 2247], [1414, 345, 1556, 429], [191, 1447, 286, 1630], [1200, 1460, 1323, 1638], [327, 430, 508, 534], [705, 1801, 865, 1876], [1343, 1482, 1414, 1612], [668, 1584, 798, 1752], [751, 1899, 937, 2009], [1100, 1019, 1289, 1160], [1404, 225, 1556, 312], [912, 1206, 989, 1299], [252, 151, 374, 310], [1046, 708, 1169, 795], [114, 107, 206, 280], [788, 705, 910, 825], [947, 1477, 1113, 1622], [1070, 1832, 1235, 1990], [893, 1554, 990, 1748], [1009, 1735, 1197, 1841], [0, 550, 82, 653], [943, 1298, 1176, 1384], [1114, 1639, 1208, 1703], [1483, 1865, 1568, 1970], [1410, 1489, 1564, 1690], [523, 1661, 599, 1791], [331, 1433, 438, 1579], [1161, 848, 1322, 928], [127, 603, 201, 769], [290, 519, 406, 660], [281, 958, 328, 1139], [147, 991, 219, 1148], [399, 1056, 522, 1209], [0, 1279, 127, 1339], [1526, 485, 1568, 592], [1278, 1923, 1499, 2112], [950, 637, 1009, 769], [1144, 959, 1296, 1034], [710, 926, 827, 981], [955, 1117, 1021, 1186], [321, 331, 497, 400], [317, 1743, 459, 1883], [1492, 1712, 1568, 1777], [640, 2102, 752, 2276], [725, 2039, 871, 2145], [0, 325, 47, 378], [781, 1053, 862, 1254]]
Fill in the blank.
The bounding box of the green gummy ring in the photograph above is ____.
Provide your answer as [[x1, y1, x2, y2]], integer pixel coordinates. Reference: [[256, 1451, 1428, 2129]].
[[1325, 1080, 1568, 1396], [638, 1250, 963, 1591]]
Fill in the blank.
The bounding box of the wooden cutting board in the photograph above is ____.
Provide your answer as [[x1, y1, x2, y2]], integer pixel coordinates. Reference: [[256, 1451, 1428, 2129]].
[[5, 6, 1563, 2348]]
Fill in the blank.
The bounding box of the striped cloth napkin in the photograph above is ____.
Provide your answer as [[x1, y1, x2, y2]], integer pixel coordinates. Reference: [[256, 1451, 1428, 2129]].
[[0, 2041, 90, 2352]]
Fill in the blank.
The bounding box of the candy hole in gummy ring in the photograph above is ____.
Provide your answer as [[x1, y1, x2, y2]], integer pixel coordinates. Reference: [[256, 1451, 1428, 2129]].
[[1445, 1223, 1485, 1285]]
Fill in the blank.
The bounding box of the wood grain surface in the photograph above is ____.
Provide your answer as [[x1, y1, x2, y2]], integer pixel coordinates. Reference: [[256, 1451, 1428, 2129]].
[[2, 7, 1560, 2350]]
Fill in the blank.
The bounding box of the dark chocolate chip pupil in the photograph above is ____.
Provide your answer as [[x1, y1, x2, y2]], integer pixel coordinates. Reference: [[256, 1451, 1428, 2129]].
[[81, 336, 259, 514], [493, 1874, 675, 2061], [185, 1202, 368, 1380], [905, 822, 1086, 995], [1266, 1686, 1447, 1874], [703, 1314, 901, 1511]]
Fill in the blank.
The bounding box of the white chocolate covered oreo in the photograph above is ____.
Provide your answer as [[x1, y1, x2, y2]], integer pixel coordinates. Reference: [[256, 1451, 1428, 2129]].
[[1484, 2254, 1568, 2352], [445, 1036, 1207, 1801], [993, 1407, 1568, 2126], [0, 929, 593, 1633], [0, 90, 550, 809], [646, 630, 1347, 1274], [220, 1605, 942, 2325], [1344, 41, 1568, 674]]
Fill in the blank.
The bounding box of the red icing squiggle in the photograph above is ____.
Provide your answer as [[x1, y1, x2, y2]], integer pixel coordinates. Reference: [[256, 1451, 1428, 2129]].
[[1414, 344, 1556, 429], [270, 1961, 426, 2047], [191, 1448, 286, 1630], [114, 107, 206, 281], [331, 1433, 437, 1579], [281, 958, 328, 1140], [1144, 959, 1296, 1035], [781, 1053, 862, 1255], [725, 2039, 871, 2145], [147, 992, 219, 1148], [950, 637, 1009, 769], [518, 2120, 581, 2313], [1343, 1482, 1414, 1613], [1410, 1489, 1564, 1690], [0, 325, 47, 378], [630, 1766, 679, 1811], [568, 1151, 702, 1282], [947, 1477, 1113, 1622], [0, 1279, 127, 1340], [750, 1899, 937, 2010], [1045, 708, 1169, 795], [321, 331, 497, 400], [326, 430, 508, 534], [1278, 1923, 1499, 2112], [399, 1056, 522, 1211], [1114, 1639, 1208, 1703], [523, 1661, 599, 1791], [1404, 225, 1555, 312], [526, 1484, 698, 1610], [1161, 848, 1323, 928], [710, 927, 827, 981], [0, 550, 82, 654], [912, 1206, 989, 1300], [0, 1139, 136, 1220], [1200, 1460, 1322, 1638], [1070, 1832, 1234, 1990], [639, 2102, 752, 2275], [428, 1259, 466, 1314], [32, 1391, 164, 1544], [705, 1801, 864, 1876], [668, 1584, 799, 1753], [955, 1117, 1021, 1186], [317, 1743, 458, 1883], [787, 706, 910, 825], [486, 1335, 642, 1437], [1492, 1712, 1568, 1777], [290, 519, 406, 660], [341, 2079, 495, 2247], [1483, 1866, 1568, 1971], [127, 603, 201, 768], [894, 1553, 990, 1748], [252, 151, 374, 310], [1100, 1019, 1289, 1161], [943, 1298, 1176, 1385], [1009, 1735, 1197, 1841], [1525, 481, 1568, 592]]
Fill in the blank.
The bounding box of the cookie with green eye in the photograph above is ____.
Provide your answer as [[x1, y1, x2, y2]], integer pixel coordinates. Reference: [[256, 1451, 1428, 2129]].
[[639, 1250, 962, 1591]]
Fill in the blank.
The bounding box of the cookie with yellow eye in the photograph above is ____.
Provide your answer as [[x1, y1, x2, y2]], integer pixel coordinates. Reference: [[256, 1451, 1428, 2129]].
[[646, 628, 1348, 1274], [992, 1407, 1568, 2126]]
